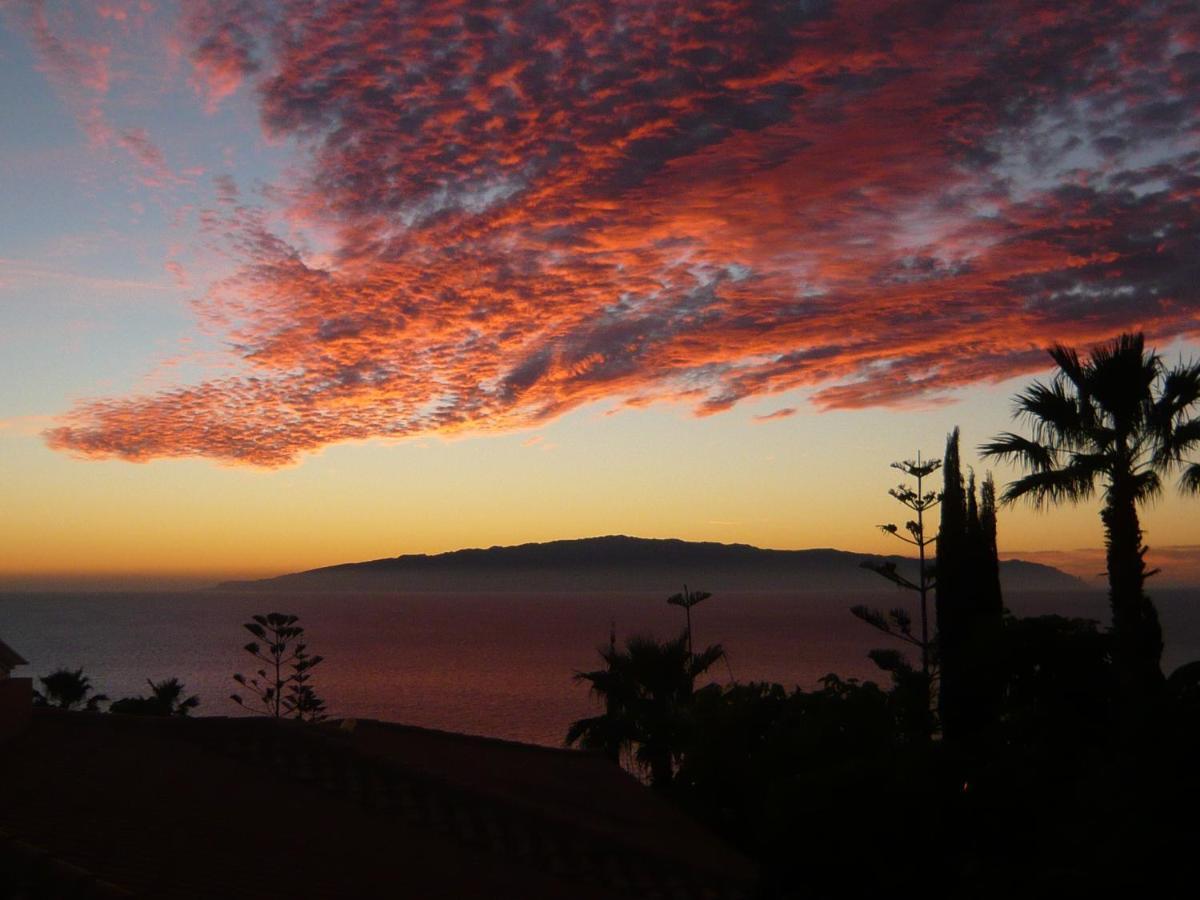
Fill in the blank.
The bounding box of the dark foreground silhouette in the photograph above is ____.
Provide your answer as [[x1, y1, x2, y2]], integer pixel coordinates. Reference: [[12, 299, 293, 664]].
[[566, 333, 1200, 899], [0, 710, 755, 899]]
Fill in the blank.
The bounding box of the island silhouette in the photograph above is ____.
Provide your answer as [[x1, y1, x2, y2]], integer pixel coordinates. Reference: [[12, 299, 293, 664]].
[[218, 535, 1085, 593]]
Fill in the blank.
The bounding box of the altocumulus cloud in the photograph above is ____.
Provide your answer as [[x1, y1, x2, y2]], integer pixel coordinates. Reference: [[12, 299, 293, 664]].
[[42, 0, 1200, 466]]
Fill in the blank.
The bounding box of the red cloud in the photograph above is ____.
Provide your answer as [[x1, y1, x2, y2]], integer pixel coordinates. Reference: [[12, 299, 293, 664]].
[[753, 409, 797, 423], [181, 1, 261, 111], [47, 0, 1200, 466]]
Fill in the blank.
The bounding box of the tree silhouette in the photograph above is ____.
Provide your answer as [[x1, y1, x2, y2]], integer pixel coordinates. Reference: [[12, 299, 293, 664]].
[[287, 682, 328, 723], [976, 473, 1003, 619], [667, 584, 711, 660], [982, 332, 1200, 695], [936, 429, 1004, 743], [566, 631, 725, 790], [110, 677, 200, 717], [231, 613, 326, 720], [856, 451, 941, 677], [33, 668, 107, 711]]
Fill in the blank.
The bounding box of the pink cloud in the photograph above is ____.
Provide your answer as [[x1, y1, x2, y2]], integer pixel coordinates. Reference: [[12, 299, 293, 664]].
[[42, 0, 1200, 467], [5, 0, 188, 190], [8, 0, 113, 143], [116, 127, 176, 186], [164, 259, 188, 287], [753, 408, 797, 423], [181, 1, 260, 111]]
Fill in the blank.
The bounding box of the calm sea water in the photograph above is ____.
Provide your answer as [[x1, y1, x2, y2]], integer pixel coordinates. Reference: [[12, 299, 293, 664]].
[[1, 589, 1197, 747]]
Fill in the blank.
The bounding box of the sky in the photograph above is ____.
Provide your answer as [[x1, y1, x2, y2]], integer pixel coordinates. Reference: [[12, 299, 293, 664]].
[[1, 0, 1199, 588]]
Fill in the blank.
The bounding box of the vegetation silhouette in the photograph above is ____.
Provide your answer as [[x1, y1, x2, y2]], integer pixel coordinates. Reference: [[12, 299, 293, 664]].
[[851, 450, 942, 738], [231, 612, 328, 721], [32, 667, 107, 711], [667, 584, 711, 661], [563, 337, 1200, 895], [855, 451, 941, 678], [110, 677, 200, 717], [982, 332, 1200, 697], [566, 630, 725, 791], [936, 429, 1004, 745], [674, 674, 945, 897]]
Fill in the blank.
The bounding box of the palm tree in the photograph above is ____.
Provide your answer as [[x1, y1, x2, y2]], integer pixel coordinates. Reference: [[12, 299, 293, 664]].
[[110, 677, 200, 717], [148, 677, 200, 716], [33, 668, 107, 711], [566, 631, 725, 789], [982, 333, 1200, 694]]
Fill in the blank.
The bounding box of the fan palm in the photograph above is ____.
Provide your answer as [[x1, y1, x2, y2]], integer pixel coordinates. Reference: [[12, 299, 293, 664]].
[[566, 631, 725, 789], [110, 677, 200, 717], [146, 677, 200, 716], [982, 333, 1200, 694], [33, 668, 107, 711]]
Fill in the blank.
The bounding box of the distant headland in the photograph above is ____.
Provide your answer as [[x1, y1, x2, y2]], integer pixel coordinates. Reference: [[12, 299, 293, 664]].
[[217, 535, 1086, 593]]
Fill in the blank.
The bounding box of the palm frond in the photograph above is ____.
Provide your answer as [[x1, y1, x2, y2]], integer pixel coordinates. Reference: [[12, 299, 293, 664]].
[[1181, 462, 1200, 496], [1085, 424, 1118, 453], [1089, 332, 1153, 374], [1086, 333, 1158, 433], [689, 643, 726, 678], [1155, 362, 1200, 419], [979, 433, 1057, 471], [1048, 343, 1087, 393], [1000, 465, 1097, 508], [1153, 418, 1200, 468], [565, 714, 628, 753], [1013, 380, 1087, 446], [1129, 468, 1163, 503]]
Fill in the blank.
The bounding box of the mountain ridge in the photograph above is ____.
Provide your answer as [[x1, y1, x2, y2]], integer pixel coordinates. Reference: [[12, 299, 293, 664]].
[[218, 535, 1086, 593]]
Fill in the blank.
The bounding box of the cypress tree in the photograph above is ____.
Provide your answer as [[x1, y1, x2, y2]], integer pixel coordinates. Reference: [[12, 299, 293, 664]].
[[936, 428, 970, 740], [979, 474, 1003, 619], [937, 431, 1006, 743], [972, 473, 1005, 734]]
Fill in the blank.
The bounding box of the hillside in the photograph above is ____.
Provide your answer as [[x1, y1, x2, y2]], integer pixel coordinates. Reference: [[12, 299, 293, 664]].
[[218, 535, 1085, 593]]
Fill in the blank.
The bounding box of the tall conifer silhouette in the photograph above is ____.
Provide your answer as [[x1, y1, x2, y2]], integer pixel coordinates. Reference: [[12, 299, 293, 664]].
[[857, 451, 941, 678], [937, 429, 1004, 742]]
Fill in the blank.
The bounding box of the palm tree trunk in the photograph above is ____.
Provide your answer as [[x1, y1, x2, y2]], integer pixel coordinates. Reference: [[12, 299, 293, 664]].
[[1102, 481, 1164, 696]]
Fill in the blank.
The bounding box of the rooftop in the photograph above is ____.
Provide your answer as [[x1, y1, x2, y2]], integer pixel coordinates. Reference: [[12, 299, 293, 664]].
[[0, 638, 27, 673], [0, 709, 755, 899]]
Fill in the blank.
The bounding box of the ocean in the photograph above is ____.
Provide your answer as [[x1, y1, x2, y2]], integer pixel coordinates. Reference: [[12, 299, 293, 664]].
[[2, 588, 1197, 747]]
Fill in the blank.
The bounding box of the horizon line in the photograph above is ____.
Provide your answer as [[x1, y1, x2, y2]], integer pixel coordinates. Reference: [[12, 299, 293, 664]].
[[3, 534, 1198, 592]]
